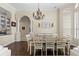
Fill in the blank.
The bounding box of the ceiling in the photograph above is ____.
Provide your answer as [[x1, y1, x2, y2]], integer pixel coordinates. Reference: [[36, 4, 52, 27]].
[[9, 3, 69, 11]]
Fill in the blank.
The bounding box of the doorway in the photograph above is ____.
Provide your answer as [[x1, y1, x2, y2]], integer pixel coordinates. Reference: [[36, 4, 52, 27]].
[[19, 16, 30, 41]]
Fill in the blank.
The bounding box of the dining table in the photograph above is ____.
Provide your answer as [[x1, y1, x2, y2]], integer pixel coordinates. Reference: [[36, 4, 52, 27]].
[[28, 37, 70, 55]]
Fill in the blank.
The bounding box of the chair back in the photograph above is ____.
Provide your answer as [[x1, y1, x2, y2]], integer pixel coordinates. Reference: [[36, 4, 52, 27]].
[[26, 34, 31, 41], [46, 38, 55, 46], [33, 37, 44, 43], [33, 37, 43, 49], [56, 40, 66, 47]]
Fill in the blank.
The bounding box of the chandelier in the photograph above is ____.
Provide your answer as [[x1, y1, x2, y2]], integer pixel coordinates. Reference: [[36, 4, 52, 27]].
[[33, 3, 45, 20]]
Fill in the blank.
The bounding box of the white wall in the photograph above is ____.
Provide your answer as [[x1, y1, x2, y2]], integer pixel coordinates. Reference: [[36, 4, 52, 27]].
[[16, 9, 58, 33], [32, 10, 58, 34], [0, 35, 15, 46], [0, 3, 76, 47], [15, 9, 58, 41], [0, 3, 16, 46], [59, 4, 79, 46], [15, 4, 79, 47]]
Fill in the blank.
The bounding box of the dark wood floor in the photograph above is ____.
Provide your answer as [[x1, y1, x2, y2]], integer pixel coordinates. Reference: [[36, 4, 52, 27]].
[[6, 41, 30, 56], [6, 41, 74, 56]]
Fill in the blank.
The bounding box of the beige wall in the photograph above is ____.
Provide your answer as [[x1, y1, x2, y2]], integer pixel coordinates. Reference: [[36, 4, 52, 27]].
[[19, 16, 30, 41], [59, 4, 74, 36], [0, 3, 16, 46], [15, 4, 79, 46], [0, 3, 77, 46], [16, 5, 76, 43], [16, 9, 58, 35]]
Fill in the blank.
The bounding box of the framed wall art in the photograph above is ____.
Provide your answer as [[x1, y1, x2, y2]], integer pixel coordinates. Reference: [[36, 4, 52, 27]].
[[11, 21, 16, 27]]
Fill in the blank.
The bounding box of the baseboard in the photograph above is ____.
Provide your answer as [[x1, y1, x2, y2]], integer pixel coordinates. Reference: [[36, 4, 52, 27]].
[[3, 40, 15, 46]]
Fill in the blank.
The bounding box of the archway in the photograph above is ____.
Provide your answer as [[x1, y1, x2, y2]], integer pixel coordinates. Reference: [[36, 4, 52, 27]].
[[19, 16, 30, 41]]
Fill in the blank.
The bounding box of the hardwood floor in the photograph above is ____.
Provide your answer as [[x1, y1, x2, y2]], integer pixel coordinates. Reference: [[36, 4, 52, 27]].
[[6, 41, 74, 56], [6, 41, 30, 56]]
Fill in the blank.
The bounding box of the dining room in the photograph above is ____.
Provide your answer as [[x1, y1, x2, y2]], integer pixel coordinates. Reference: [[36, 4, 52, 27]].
[[6, 3, 78, 56], [0, 3, 79, 56]]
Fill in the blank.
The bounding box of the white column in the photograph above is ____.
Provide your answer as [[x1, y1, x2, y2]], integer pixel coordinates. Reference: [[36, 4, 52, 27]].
[[15, 18, 21, 42], [30, 19, 33, 33], [57, 8, 60, 37]]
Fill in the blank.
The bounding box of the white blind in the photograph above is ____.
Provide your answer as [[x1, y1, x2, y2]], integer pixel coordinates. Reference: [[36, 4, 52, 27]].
[[74, 11, 79, 39], [63, 14, 72, 36]]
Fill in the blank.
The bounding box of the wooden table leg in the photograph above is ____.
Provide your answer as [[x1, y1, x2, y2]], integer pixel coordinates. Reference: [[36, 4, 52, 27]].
[[30, 42, 31, 55]]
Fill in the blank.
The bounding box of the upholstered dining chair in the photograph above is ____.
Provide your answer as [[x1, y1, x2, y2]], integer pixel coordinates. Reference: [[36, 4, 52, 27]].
[[46, 38, 55, 56], [56, 40, 66, 55], [59, 35, 71, 55], [26, 34, 32, 52], [63, 36, 71, 55], [33, 37, 43, 56]]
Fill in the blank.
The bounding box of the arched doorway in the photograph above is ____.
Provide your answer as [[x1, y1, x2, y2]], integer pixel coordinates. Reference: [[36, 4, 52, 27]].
[[19, 16, 30, 41]]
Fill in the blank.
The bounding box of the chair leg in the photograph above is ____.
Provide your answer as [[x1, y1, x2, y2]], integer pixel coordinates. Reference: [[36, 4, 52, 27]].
[[62, 48, 65, 56], [69, 48, 70, 55], [57, 49, 58, 56], [45, 50, 46, 54], [64, 48, 65, 55], [45, 48, 47, 56], [46, 49, 47, 56], [53, 49, 54, 56], [30, 43, 31, 55], [34, 48, 36, 56], [41, 49, 42, 56], [56, 49, 57, 55], [68, 48, 69, 55], [68, 47, 70, 55], [26, 42, 28, 53], [27, 45, 29, 52]]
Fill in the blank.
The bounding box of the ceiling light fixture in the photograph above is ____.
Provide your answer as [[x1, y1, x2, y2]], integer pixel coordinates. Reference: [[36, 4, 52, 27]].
[[33, 3, 45, 20]]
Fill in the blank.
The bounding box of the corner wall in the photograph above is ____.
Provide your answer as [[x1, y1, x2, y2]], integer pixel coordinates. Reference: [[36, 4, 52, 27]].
[[15, 9, 58, 41], [0, 3, 16, 46], [59, 4, 79, 46]]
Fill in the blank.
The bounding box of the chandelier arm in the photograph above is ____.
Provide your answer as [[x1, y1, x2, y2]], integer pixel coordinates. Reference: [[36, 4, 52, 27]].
[[33, 3, 45, 20]]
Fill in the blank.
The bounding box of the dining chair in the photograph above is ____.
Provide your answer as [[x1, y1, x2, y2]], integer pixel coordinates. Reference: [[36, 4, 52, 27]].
[[33, 37, 43, 56], [46, 38, 55, 56], [61, 35, 71, 55], [65, 36, 71, 55], [26, 34, 32, 52], [56, 40, 66, 55]]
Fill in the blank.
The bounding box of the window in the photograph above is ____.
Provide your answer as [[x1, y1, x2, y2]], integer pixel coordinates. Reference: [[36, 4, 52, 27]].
[[74, 10, 79, 39], [63, 13, 72, 37]]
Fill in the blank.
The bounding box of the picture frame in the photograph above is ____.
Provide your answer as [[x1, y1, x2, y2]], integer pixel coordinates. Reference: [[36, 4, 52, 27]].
[[11, 21, 16, 27]]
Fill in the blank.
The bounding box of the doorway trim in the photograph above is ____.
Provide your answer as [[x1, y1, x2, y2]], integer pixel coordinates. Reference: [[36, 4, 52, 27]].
[[16, 15, 31, 41]]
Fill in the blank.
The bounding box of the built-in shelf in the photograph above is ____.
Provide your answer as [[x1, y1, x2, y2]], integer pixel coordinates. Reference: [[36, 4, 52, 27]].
[[0, 7, 11, 35]]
